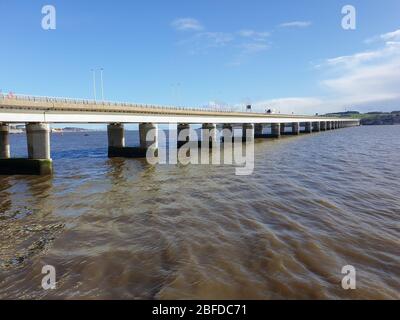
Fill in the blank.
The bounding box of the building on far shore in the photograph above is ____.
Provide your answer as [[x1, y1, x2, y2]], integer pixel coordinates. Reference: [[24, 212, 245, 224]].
[[9, 125, 25, 134]]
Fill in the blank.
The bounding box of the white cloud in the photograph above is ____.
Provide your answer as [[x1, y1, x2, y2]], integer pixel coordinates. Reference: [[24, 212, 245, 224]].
[[322, 57, 400, 108], [250, 29, 400, 114], [365, 28, 400, 44], [177, 31, 234, 54], [172, 17, 272, 65], [171, 18, 204, 31], [238, 30, 270, 40], [176, 27, 270, 64], [380, 29, 400, 41], [253, 97, 324, 114], [279, 21, 312, 28], [199, 32, 234, 47], [320, 31, 400, 111]]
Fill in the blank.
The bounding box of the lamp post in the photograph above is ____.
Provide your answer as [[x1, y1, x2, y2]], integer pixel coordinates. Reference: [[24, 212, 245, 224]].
[[99, 68, 104, 101], [91, 69, 97, 101]]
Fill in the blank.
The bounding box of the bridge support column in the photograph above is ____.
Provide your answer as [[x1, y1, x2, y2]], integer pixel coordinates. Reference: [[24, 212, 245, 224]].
[[320, 121, 326, 131], [221, 124, 233, 143], [255, 124, 263, 135], [108, 123, 126, 157], [108, 123, 125, 148], [201, 123, 217, 148], [254, 124, 269, 138], [177, 123, 190, 148], [140, 123, 158, 149], [280, 123, 286, 135], [139, 123, 158, 156], [312, 122, 321, 132], [108, 123, 158, 158], [24, 123, 52, 174], [0, 123, 52, 175], [0, 124, 10, 159], [292, 122, 300, 135], [304, 122, 312, 133], [271, 123, 281, 138], [327, 122, 331, 130], [27, 123, 51, 160], [242, 123, 254, 141]]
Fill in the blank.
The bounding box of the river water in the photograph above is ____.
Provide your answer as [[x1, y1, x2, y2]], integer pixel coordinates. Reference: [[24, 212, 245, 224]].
[[0, 125, 399, 299]]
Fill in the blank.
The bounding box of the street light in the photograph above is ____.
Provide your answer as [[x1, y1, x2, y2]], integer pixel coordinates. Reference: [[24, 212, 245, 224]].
[[91, 69, 97, 101], [99, 68, 104, 101]]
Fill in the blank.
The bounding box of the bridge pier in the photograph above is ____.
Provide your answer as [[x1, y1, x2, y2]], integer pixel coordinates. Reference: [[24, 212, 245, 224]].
[[255, 124, 263, 135], [271, 123, 281, 138], [177, 123, 190, 148], [201, 123, 218, 148], [27, 123, 51, 160], [108, 123, 127, 157], [221, 124, 234, 143], [280, 123, 286, 135], [304, 122, 312, 133], [254, 124, 269, 138], [108, 123, 158, 158], [327, 121, 331, 130], [292, 122, 300, 135], [139, 123, 158, 155], [313, 122, 321, 132], [0, 123, 10, 159], [320, 121, 326, 131], [242, 123, 254, 141], [140, 123, 158, 148], [108, 123, 125, 148], [0, 123, 52, 175]]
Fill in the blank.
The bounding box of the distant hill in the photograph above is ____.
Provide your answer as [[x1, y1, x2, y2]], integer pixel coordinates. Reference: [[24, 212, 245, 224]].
[[324, 111, 400, 125]]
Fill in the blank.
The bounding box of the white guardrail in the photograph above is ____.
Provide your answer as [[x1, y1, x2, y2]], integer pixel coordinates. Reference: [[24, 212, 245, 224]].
[[0, 93, 242, 114]]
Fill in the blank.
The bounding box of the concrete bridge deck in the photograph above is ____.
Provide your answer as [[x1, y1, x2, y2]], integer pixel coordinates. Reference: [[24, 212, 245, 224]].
[[1, 94, 352, 124]]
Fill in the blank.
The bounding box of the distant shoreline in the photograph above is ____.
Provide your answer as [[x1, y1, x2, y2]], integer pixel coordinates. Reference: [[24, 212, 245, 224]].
[[325, 110, 400, 126], [9, 127, 104, 134]]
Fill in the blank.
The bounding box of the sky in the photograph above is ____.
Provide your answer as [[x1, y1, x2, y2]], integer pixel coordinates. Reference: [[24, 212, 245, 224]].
[[1, 0, 400, 119]]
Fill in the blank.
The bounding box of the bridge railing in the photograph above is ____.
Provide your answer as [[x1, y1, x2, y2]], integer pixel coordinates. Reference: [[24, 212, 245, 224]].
[[0, 93, 239, 113]]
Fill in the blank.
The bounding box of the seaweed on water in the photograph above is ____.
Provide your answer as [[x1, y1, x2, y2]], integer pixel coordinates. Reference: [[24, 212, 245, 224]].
[[0, 222, 65, 271]]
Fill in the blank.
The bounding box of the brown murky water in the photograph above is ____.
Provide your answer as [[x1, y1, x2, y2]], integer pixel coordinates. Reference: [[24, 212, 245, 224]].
[[0, 125, 399, 299]]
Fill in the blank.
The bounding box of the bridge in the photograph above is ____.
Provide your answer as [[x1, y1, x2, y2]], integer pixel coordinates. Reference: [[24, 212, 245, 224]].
[[0, 94, 360, 175]]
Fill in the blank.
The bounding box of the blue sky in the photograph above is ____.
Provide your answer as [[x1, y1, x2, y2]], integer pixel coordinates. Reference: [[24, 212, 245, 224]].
[[1, 0, 400, 117]]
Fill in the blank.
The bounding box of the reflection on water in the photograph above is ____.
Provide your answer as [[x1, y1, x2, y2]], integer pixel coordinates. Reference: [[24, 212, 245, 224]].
[[0, 126, 399, 299]]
